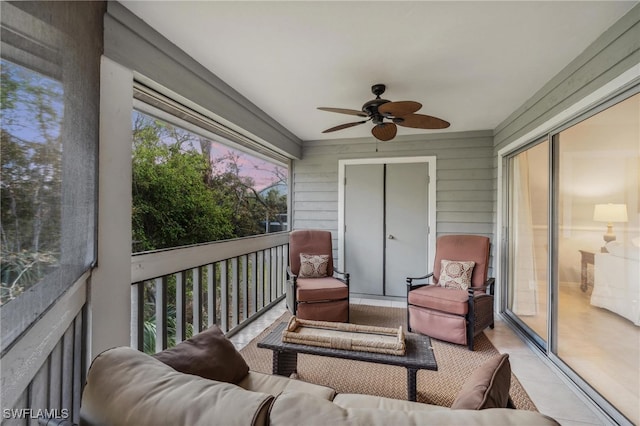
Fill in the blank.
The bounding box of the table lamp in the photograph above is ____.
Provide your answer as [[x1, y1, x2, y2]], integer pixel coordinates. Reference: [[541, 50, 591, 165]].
[[593, 203, 628, 246]]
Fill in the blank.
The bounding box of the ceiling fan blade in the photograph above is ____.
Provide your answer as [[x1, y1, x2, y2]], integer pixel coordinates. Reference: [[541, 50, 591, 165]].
[[322, 121, 367, 133], [378, 101, 422, 117], [395, 113, 450, 129], [318, 107, 367, 117], [371, 123, 397, 141]]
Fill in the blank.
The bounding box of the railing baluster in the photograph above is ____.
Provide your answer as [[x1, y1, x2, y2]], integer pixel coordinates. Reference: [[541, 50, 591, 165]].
[[257, 250, 264, 310], [193, 266, 202, 334], [155, 277, 167, 352], [276, 245, 283, 297], [241, 255, 248, 322], [206, 264, 215, 327], [176, 271, 186, 343], [250, 252, 257, 316], [130, 283, 142, 349], [72, 313, 83, 424], [220, 260, 228, 333], [231, 257, 239, 328], [282, 244, 289, 296], [271, 247, 277, 301]]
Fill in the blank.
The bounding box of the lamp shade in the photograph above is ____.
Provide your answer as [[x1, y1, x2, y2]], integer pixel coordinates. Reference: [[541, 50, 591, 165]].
[[593, 203, 628, 223]]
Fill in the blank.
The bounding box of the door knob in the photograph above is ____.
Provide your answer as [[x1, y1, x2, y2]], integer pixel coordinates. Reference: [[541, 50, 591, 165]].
[[388, 234, 395, 239]]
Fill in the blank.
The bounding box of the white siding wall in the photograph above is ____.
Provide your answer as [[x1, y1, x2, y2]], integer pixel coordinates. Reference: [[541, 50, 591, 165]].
[[292, 130, 495, 269]]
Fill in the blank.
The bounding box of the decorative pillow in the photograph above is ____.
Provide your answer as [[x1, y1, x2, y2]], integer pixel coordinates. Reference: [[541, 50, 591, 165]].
[[299, 253, 330, 278], [152, 324, 249, 384], [451, 353, 511, 410], [439, 260, 475, 290]]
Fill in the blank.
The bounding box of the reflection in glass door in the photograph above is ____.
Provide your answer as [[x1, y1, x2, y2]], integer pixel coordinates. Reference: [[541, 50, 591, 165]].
[[506, 140, 549, 344], [555, 92, 639, 424]]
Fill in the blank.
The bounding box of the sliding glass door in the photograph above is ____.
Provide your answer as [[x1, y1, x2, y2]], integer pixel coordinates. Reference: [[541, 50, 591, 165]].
[[506, 140, 549, 345], [554, 92, 639, 424], [504, 89, 639, 424]]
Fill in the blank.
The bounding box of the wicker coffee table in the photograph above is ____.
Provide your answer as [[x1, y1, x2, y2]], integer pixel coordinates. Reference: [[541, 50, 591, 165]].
[[257, 321, 437, 401]]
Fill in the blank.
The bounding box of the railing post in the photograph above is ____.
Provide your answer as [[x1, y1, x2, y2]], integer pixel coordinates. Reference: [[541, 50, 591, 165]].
[[155, 277, 167, 352], [250, 252, 257, 316], [257, 250, 265, 310], [241, 255, 249, 322], [206, 263, 216, 327], [231, 257, 239, 328], [175, 271, 186, 343], [220, 260, 228, 333], [271, 247, 277, 301], [193, 267, 202, 334]]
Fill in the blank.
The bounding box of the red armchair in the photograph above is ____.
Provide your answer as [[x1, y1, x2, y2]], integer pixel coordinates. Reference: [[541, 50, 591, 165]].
[[406, 235, 494, 350], [286, 230, 349, 322]]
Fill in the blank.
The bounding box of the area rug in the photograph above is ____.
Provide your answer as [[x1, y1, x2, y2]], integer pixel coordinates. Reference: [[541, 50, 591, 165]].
[[240, 304, 537, 411]]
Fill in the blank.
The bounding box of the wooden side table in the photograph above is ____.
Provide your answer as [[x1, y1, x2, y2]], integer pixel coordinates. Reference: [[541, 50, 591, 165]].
[[579, 249, 595, 292]]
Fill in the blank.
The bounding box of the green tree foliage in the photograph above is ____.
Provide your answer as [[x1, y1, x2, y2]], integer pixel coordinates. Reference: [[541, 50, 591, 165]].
[[132, 112, 289, 352], [132, 115, 234, 252], [1, 60, 62, 304], [211, 152, 287, 238]]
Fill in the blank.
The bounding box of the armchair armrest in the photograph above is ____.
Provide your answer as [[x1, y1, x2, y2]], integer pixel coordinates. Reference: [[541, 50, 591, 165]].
[[287, 266, 297, 283], [333, 269, 350, 286], [467, 277, 495, 296], [406, 272, 434, 290]]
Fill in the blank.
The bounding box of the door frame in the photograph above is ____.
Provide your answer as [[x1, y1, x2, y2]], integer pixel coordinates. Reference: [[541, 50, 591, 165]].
[[337, 156, 437, 277]]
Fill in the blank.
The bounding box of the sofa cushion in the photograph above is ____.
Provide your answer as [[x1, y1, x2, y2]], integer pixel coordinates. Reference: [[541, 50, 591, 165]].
[[299, 253, 330, 277], [451, 353, 511, 410], [238, 371, 336, 400], [81, 347, 273, 426], [439, 259, 475, 290], [333, 393, 447, 412], [271, 391, 559, 426], [153, 324, 249, 384]]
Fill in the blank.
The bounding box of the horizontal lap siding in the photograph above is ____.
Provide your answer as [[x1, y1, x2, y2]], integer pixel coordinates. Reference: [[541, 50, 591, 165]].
[[292, 131, 496, 265], [494, 5, 640, 150]]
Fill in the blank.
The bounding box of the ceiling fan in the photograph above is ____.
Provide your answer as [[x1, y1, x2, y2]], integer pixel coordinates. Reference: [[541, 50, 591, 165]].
[[318, 84, 450, 141]]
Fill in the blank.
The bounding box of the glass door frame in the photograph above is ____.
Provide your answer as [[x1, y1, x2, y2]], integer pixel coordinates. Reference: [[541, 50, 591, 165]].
[[498, 81, 640, 426], [500, 137, 551, 352]]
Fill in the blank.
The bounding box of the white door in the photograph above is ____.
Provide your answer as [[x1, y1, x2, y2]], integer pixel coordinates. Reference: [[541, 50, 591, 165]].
[[345, 162, 429, 297]]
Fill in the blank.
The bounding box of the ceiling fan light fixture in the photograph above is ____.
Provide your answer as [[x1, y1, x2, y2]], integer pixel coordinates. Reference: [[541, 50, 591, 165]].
[[371, 122, 397, 141]]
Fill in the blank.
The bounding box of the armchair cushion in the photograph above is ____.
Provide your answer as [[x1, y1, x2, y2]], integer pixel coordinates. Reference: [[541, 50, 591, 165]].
[[408, 285, 469, 316], [451, 354, 511, 410], [299, 253, 330, 278], [440, 260, 475, 290], [153, 325, 249, 384], [296, 277, 349, 302]]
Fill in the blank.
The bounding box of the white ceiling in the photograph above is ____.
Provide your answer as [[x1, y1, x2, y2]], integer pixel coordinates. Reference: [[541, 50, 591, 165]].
[[121, 1, 637, 142]]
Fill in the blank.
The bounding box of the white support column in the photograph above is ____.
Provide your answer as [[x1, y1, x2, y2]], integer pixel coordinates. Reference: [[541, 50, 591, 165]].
[[88, 56, 133, 360]]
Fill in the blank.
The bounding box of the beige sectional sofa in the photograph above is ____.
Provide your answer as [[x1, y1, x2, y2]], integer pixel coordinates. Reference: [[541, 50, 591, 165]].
[[80, 326, 560, 426]]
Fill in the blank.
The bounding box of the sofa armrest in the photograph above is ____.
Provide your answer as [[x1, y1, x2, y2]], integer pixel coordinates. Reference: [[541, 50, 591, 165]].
[[81, 347, 273, 426]]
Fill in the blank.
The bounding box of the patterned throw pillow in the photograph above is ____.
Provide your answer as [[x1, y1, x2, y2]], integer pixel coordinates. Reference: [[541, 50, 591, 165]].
[[299, 253, 329, 278], [439, 259, 475, 290]]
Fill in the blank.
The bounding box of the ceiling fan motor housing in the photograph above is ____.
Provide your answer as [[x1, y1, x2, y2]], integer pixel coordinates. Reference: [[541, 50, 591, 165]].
[[362, 98, 391, 119]]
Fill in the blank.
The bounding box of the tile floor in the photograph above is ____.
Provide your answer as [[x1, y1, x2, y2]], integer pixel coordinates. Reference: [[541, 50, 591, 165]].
[[229, 298, 613, 426]]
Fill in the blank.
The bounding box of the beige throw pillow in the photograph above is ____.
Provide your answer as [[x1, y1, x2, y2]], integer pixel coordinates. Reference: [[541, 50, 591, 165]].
[[299, 253, 330, 278], [439, 259, 475, 290]]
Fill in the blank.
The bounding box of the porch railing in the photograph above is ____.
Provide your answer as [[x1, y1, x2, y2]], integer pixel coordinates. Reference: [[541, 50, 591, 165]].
[[131, 233, 289, 353]]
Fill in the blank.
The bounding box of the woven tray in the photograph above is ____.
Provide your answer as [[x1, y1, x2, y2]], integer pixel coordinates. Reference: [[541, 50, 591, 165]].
[[281, 316, 406, 356]]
